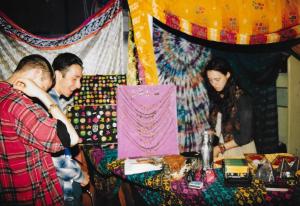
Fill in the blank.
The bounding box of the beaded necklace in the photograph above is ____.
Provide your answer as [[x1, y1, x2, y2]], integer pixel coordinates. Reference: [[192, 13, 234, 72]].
[[119, 117, 175, 153], [118, 108, 174, 139], [117, 85, 177, 155], [118, 86, 173, 113], [118, 98, 172, 127]]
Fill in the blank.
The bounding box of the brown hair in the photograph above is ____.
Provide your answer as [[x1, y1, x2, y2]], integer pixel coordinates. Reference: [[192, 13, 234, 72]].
[[15, 54, 55, 81]]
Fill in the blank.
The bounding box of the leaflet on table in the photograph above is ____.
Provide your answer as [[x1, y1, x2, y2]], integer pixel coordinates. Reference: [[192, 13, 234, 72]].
[[124, 157, 163, 175]]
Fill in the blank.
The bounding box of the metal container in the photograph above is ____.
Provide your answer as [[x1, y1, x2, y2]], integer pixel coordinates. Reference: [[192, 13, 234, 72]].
[[200, 131, 213, 171]]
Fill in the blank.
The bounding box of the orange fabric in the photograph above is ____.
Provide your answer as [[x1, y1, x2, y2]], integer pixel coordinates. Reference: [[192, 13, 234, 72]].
[[128, 0, 300, 84]]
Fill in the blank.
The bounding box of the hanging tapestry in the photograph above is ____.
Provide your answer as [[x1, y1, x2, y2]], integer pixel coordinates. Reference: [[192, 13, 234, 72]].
[[66, 105, 117, 145], [74, 75, 127, 105], [0, 0, 124, 80], [117, 85, 179, 159], [127, 17, 139, 85], [127, 0, 300, 84], [153, 22, 210, 152]]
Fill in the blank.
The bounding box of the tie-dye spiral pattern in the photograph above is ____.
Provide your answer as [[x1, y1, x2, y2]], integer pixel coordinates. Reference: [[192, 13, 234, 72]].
[[153, 23, 211, 152]]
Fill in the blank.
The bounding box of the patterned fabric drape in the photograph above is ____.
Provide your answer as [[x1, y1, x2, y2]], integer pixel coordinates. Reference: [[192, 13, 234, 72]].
[[0, 0, 124, 80], [127, 17, 139, 85], [128, 0, 300, 84], [153, 22, 210, 152], [252, 85, 279, 153]]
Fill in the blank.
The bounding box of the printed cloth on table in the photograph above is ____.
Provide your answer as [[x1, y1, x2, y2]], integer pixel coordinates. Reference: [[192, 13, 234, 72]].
[[83, 146, 121, 196]]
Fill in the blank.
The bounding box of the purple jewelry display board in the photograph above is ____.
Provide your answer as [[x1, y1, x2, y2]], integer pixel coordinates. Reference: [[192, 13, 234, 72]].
[[117, 85, 179, 159], [67, 105, 117, 144], [73, 75, 126, 105]]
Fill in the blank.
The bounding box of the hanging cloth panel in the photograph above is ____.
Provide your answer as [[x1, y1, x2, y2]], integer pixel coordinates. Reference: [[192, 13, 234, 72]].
[[128, 0, 300, 84], [0, 0, 123, 80], [153, 22, 211, 152]]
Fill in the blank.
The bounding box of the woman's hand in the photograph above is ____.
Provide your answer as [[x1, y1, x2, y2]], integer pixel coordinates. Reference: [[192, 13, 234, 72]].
[[206, 129, 215, 136], [80, 171, 90, 187], [213, 146, 221, 158], [13, 78, 44, 98]]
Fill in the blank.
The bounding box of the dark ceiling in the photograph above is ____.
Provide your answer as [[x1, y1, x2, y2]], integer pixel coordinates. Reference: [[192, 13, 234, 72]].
[[0, 0, 112, 36]]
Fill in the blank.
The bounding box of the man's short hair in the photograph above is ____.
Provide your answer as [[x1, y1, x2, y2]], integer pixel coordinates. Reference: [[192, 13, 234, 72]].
[[52, 53, 83, 75], [15, 54, 55, 81]]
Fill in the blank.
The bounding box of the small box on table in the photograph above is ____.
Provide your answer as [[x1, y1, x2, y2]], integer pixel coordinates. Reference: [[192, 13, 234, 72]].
[[223, 158, 251, 186]]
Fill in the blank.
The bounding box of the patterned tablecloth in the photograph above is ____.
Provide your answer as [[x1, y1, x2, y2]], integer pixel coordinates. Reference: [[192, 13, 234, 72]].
[[83, 146, 299, 206]]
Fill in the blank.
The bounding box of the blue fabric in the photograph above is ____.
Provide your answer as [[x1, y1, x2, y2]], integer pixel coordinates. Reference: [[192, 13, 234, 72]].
[[64, 182, 83, 206], [49, 88, 84, 200]]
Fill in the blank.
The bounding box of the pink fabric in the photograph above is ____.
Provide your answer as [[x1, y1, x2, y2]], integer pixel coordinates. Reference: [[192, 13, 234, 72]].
[[117, 85, 179, 159]]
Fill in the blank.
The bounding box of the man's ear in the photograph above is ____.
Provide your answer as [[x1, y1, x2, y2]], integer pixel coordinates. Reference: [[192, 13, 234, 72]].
[[55, 70, 62, 80]]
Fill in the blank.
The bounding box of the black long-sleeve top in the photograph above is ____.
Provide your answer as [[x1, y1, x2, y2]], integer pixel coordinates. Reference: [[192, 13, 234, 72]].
[[209, 91, 254, 146]]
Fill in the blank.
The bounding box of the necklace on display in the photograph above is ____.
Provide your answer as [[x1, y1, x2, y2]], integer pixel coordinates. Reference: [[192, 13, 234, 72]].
[[118, 99, 172, 126], [121, 112, 174, 139], [119, 87, 173, 113], [118, 86, 176, 154], [119, 117, 174, 153], [118, 96, 173, 137]]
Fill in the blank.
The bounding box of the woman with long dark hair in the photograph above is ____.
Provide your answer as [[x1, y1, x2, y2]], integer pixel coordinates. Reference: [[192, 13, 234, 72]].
[[202, 57, 256, 158]]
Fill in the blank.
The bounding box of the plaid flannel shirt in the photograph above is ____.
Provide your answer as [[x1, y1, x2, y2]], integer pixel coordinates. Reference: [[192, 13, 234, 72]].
[[49, 88, 84, 200], [0, 82, 65, 205]]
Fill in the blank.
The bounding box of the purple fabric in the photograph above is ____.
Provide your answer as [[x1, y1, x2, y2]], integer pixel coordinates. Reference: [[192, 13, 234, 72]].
[[91, 148, 105, 166], [171, 179, 207, 205], [117, 85, 179, 159]]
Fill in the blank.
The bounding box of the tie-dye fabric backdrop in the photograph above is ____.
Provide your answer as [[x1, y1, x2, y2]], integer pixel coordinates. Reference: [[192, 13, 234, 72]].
[[153, 22, 211, 152]]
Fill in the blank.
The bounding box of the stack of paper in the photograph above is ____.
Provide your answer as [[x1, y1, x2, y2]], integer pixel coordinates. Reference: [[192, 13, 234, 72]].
[[124, 158, 163, 175]]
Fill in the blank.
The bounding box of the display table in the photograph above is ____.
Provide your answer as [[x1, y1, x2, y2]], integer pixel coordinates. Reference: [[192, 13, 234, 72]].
[[82, 145, 121, 197], [83, 145, 299, 206]]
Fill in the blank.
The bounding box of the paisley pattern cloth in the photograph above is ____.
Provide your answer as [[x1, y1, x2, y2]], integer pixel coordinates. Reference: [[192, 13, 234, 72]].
[[83, 147, 299, 205], [82, 146, 121, 196], [106, 157, 298, 205], [107, 160, 235, 205], [153, 22, 210, 152], [128, 0, 300, 84]]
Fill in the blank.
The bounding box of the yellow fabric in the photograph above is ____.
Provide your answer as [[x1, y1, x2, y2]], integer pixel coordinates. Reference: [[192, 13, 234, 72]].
[[127, 17, 138, 85], [128, 0, 300, 84], [128, 0, 159, 85]]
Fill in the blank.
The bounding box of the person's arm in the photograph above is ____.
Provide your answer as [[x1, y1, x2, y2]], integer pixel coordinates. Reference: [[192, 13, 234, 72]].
[[13, 78, 79, 146], [234, 95, 253, 146], [214, 139, 238, 157], [213, 95, 253, 157]]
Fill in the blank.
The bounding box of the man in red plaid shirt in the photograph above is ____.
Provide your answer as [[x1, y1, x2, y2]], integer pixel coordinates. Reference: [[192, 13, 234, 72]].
[[0, 54, 80, 205]]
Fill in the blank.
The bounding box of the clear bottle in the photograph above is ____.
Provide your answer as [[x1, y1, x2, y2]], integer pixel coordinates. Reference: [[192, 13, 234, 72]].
[[200, 131, 213, 171]]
